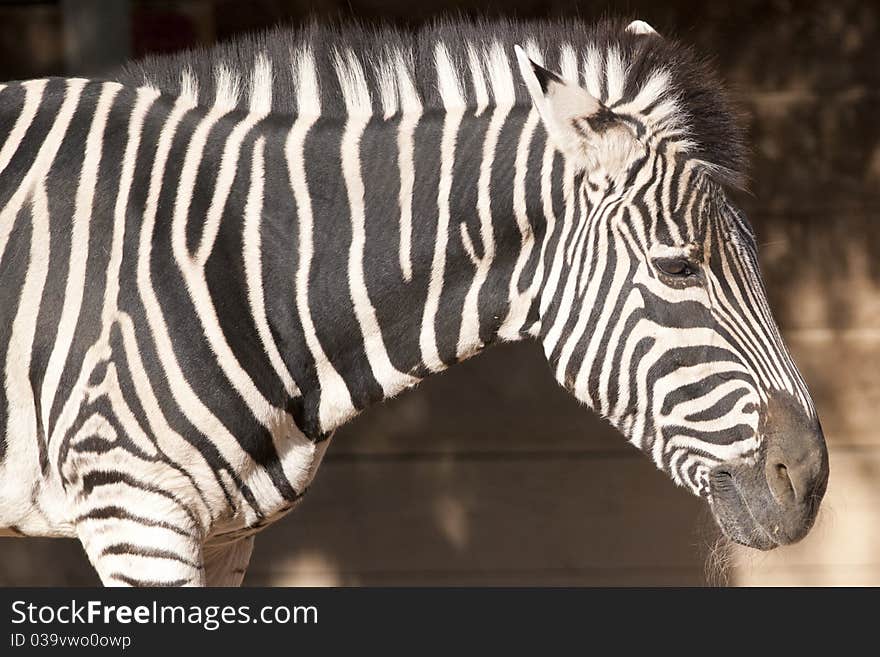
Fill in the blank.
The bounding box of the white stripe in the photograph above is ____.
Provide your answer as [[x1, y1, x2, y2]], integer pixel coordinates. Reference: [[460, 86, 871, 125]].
[[670, 452, 715, 492], [525, 138, 559, 337], [293, 47, 321, 117], [456, 43, 515, 358], [486, 42, 517, 105], [537, 159, 576, 320], [103, 87, 159, 328], [467, 45, 489, 116], [498, 107, 540, 340], [498, 40, 544, 339], [637, 328, 751, 466], [704, 245, 782, 392], [725, 243, 801, 395], [668, 378, 756, 424], [0, 182, 50, 523], [287, 50, 355, 431], [708, 248, 787, 392], [213, 64, 241, 111], [523, 39, 544, 66], [114, 314, 219, 528], [618, 69, 670, 115], [658, 156, 684, 245], [173, 114, 290, 433], [582, 47, 603, 99], [172, 100, 231, 266], [665, 435, 760, 464], [82, 363, 158, 459], [166, 77, 296, 434], [395, 51, 422, 282], [333, 48, 371, 116], [600, 288, 644, 420], [605, 47, 626, 103], [376, 52, 399, 119], [193, 108, 263, 267], [136, 94, 276, 520], [420, 43, 465, 370], [40, 80, 111, 434], [243, 137, 300, 397], [249, 53, 273, 115], [179, 68, 199, 106], [335, 50, 419, 395], [567, 208, 631, 389], [559, 44, 578, 83], [0, 80, 46, 177], [241, 134, 321, 493], [435, 42, 466, 110], [554, 206, 615, 387]]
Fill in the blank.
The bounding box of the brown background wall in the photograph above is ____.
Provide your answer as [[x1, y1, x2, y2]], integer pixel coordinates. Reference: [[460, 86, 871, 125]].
[[0, 0, 878, 586]]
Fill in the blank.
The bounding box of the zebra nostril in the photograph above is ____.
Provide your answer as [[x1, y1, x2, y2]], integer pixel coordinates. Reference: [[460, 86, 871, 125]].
[[766, 460, 797, 506]]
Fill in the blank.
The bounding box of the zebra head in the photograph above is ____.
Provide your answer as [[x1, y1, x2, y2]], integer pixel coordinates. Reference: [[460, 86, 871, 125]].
[[514, 31, 828, 550]]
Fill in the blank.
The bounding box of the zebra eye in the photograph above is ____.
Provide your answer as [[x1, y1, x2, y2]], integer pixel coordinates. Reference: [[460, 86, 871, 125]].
[[654, 257, 696, 278]]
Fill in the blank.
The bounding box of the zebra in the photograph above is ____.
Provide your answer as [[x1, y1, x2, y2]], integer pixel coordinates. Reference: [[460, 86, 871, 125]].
[[0, 17, 828, 586]]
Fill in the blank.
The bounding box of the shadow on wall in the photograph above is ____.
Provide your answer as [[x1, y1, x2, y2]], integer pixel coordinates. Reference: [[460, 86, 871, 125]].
[[1, 0, 879, 586]]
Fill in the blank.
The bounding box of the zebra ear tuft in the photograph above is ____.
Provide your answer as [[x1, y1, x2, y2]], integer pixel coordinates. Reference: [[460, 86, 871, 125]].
[[514, 44, 642, 176], [626, 20, 659, 36]]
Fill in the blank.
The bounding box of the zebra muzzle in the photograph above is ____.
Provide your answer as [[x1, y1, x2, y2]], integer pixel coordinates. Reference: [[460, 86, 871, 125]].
[[707, 390, 829, 550]]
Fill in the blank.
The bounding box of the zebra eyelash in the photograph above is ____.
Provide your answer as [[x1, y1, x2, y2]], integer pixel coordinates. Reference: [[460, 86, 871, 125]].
[[652, 256, 702, 284]]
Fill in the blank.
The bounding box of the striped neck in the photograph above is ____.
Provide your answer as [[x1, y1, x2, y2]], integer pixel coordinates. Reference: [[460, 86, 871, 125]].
[[267, 103, 551, 438]]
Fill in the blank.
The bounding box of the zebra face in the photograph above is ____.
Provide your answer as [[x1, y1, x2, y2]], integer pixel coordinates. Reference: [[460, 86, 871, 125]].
[[516, 47, 828, 550]]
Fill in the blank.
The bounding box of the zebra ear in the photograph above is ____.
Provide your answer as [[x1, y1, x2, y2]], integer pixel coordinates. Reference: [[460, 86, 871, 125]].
[[625, 20, 659, 36], [514, 45, 642, 176]]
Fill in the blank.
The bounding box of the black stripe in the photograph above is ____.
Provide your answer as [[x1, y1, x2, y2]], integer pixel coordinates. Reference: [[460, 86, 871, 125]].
[[101, 542, 200, 568], [305, 116, 384, 409], [0, 203, 32, 459], [110, 574, 190, 587], [48, 82, 117, 436], [80, 471, 202, 533], [479, 108, 527, 343], [76, 506, 193, 537], [436, 106, 487, 364]]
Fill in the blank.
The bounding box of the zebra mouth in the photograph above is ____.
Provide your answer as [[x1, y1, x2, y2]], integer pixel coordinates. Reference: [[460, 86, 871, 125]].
[[708, 468, 779, 551]]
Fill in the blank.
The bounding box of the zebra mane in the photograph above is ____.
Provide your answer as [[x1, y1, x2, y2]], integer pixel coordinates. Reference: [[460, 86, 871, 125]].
[[116, 16, 747, 185]]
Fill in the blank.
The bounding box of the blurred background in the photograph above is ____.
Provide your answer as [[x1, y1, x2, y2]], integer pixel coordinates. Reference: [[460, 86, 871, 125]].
[[0, 0, 878, 586]]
